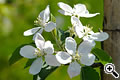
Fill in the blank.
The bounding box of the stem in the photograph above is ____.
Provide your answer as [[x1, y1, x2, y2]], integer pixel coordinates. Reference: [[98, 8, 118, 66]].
[[70, 26, 75, 37], [51, 31, 63, 51]]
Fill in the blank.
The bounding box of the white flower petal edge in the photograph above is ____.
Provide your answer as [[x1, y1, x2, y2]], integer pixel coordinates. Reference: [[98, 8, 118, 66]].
[[20, 45, 37, 59], [24, 27, 40, 36], [73, 4, 86, 15], [32, 28, 44, 40], [44, 41, 54, 55], [39, 10, 44, 21], [42, 5, 50, 23], [90, 32, 109, 41], [45, 55, 61, 66], [65, 37, 77, 55], [68, 61, 81, 78], [71, 16, 82, 27], [35, 33, 45, 50], [79, 10, 100, 18], [78, 40, 95, 55], [75, 26, 84, 38], [58, 2, 73, 13], [44, 22, 56, 32], [29, 57, 43, 75], [58, 10, 72, 16], [56, 51, 72, 64], [80, 54, 95, 66], [71, 16, 84, 38]]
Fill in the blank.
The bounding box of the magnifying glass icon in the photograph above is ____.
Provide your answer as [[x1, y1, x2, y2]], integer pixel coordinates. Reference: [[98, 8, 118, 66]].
[[104, 63, 119, 78]]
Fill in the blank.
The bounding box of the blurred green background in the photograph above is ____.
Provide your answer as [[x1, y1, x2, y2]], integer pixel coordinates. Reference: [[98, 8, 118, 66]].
[[0, 0, 103, 80]]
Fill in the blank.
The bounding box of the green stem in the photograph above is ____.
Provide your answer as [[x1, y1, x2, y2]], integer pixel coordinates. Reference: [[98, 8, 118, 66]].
[[51, 31, 63, 51], [70, 26, 75, 37]]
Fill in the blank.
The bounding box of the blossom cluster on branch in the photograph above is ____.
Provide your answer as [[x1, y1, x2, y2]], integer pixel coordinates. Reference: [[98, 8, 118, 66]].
[[19, 2, 109, 78]]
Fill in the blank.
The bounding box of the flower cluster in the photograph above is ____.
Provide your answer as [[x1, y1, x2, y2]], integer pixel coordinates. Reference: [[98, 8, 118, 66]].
[[20, 2, 109, 78]]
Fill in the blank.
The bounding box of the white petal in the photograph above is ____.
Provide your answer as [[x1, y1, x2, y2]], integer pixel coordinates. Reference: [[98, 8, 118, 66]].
[[35, 33, 45, 50], [71, 16, 82, 26], [43, 5, 50, 23], [37, 28, 43, 34], [29, 57, 43, 75], [83, 35, 91, 41], [83, 30, 94, 41], [56, 51, 72, 64], [80, 10, 100, 18], [65, 37, 77, 55], [58, 10, 72, 16], [75, 26, 84, 38], [43, 41, 54, 54], [20, 45, 37, 59], [68, 61, 81, 78], [32, 28, 44, 41], [90, 32, 109, 41], [44, 22, 56, 32], [24, 27, 40, 36], [80, 54, 95, 66], [78, 40, 95, 55], [45, 55, 61, 66], [73, 4, 86, 15], [38, 10, 44, 20], [58, 2, 73, 13], [88, 30, 94, 35]]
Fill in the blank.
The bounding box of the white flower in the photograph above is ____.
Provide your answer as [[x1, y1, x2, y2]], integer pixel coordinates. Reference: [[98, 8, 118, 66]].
[[56, 37, 95, 78], [75, 23, 109, 42], [58, 2, 99, 18], [71, 16, 84, 38], [71, 16, 109, 42], [83, 31, 109, 42], [24, 5, 56, 39], [20, 33, 60, 75]]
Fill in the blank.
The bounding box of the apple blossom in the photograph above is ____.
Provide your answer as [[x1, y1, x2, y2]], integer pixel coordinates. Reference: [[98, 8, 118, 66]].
[[58, 2, 100, 18], [20, 33, 60, 75], [23, 5, 56, 40], [56, 37, 96, 78], [9, 2, 112, 80], [71, 16, 109, 42]]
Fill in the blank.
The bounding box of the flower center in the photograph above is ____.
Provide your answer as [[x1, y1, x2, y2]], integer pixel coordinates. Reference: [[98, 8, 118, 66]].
[[72, 52, 80, 61], [34, 17, 45, 27], [35, 48, 44, 57], [84, 26, 92, 36]]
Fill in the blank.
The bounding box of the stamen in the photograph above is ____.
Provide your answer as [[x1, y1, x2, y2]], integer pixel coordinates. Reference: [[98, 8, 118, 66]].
[[72, 52, 80, 61], [35, 48, 44, 57]]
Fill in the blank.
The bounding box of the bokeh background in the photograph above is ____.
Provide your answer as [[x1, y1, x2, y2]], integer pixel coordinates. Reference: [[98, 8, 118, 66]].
[[0, 0, 103, 80]]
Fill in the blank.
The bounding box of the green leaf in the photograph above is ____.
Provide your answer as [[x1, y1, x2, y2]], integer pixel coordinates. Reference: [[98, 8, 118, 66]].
[[53, 28, 57, 37], [9, 44, 25, 65], [33, 63, 58, 80], [24, 59, 35, 69], [50, 14, 56, 22], [91, 48, 112, 65], [61, 32, 70, 41], [38, 64, 58, 80], [9, 43, 35, 65], [58, 29, 70, 41], [33, 75, 37, 80], [51, 28, 57, 40], [80, 66, 100, 80], [33, 75, 40, 80]]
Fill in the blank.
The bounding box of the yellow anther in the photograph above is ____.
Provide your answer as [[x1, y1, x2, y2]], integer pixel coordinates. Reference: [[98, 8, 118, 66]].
[[35, 48, 43, 57], [72, 52, 81, 61]]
